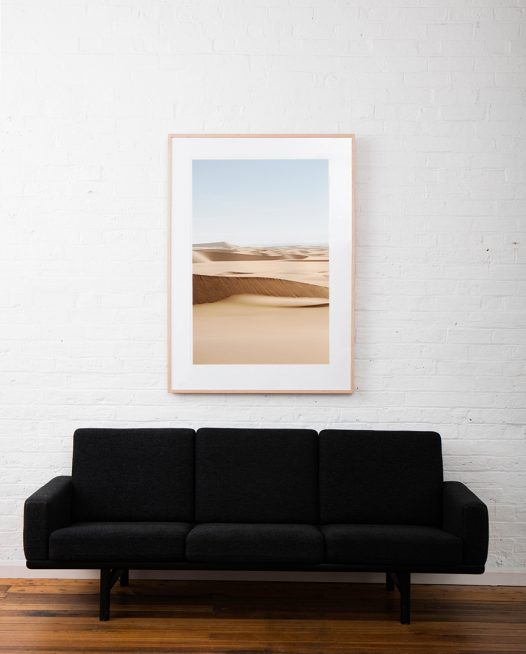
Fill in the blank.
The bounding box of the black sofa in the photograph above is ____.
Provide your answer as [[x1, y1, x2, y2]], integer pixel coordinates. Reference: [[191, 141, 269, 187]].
[[24, 428, 489, 623]]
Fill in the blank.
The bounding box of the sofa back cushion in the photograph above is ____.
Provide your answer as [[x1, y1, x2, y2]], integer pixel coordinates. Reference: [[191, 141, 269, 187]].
[[319, 430, 443, 526], [72, 428, 195, 521], [195, 428, 318, 523]]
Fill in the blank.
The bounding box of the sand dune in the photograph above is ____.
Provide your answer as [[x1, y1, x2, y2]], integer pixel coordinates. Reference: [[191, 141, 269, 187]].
[[193, 245, 329, 287], [192, 244, 330, 364], [193, 274, 329, 305], [224, 294, 328, 308], [193, 295, 329, 364], [193, 250, 286, 263], [193, 241, 235, 249], [193, 259, 329, 287], [192, 251, 212, 264], [193, 244, 327, 263]]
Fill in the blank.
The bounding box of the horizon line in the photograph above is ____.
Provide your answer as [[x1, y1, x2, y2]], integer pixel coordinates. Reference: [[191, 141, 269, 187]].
[[193, 242, 329, 248]]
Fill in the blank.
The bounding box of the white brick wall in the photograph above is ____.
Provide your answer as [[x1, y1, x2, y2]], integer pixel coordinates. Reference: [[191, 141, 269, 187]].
[[1, 0, 525, 575]]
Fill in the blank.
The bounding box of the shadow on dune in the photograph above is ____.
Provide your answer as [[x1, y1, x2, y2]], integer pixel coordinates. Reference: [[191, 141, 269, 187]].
[[193, 274, 329, 305]]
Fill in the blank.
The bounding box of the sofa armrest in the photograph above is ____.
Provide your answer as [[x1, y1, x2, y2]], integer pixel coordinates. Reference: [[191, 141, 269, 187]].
[[24, 476, 73, 561], [443, 481, 489, 567]]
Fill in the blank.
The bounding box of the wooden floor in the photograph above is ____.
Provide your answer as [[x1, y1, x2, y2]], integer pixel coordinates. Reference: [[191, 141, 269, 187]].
[[1, 579, 525, 653]]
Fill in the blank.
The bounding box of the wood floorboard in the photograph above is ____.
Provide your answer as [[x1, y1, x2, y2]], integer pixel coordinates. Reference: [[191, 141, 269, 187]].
[[0, 579, 525, 653]]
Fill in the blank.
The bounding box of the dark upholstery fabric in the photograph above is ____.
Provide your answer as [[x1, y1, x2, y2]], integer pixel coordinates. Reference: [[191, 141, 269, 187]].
[[49, 522, 191, 561], [195, 428, 318, 523], [443, 481, 489, 566], [322, 524, 462, 566], [24, 476, 73, 561], [186, 523, 324, 563], [72, 428, 195, 521], [319, 430, 443, 526]]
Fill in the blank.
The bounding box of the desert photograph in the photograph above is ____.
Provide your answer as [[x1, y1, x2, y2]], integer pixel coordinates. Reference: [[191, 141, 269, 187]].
[[192, 159, 329, 365]]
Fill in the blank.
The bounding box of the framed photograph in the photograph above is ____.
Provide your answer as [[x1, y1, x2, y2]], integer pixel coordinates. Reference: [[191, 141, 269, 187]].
[[168, 134, 354, 394]]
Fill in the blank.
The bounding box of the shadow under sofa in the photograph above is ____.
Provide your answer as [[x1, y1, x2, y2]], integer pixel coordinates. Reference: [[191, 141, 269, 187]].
[[24, 427, 489, 623]]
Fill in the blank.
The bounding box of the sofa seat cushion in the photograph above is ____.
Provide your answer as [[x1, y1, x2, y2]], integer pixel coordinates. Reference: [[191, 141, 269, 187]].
[[49, 522, 192, 562], [186, 524, 324, 563], [322, 524, 463, 567]]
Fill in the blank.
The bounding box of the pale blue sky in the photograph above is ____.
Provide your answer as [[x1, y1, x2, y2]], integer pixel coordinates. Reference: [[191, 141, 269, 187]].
[[192, 159, 329, 246]]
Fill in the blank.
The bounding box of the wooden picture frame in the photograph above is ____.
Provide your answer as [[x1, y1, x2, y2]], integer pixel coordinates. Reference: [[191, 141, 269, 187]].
[[168, 134, 354, 394]]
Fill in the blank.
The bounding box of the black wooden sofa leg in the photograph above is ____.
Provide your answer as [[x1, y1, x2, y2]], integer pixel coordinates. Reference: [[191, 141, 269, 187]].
[[120, 569, 129, 587], [387, 571, 411, 624], [99, 568, 126, 621], [100, 569, 111, 621], [397, 572, 411, 625]]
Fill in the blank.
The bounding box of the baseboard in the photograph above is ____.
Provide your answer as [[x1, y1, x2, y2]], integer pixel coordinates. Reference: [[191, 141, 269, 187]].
[[1, 562, 525, 585]]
